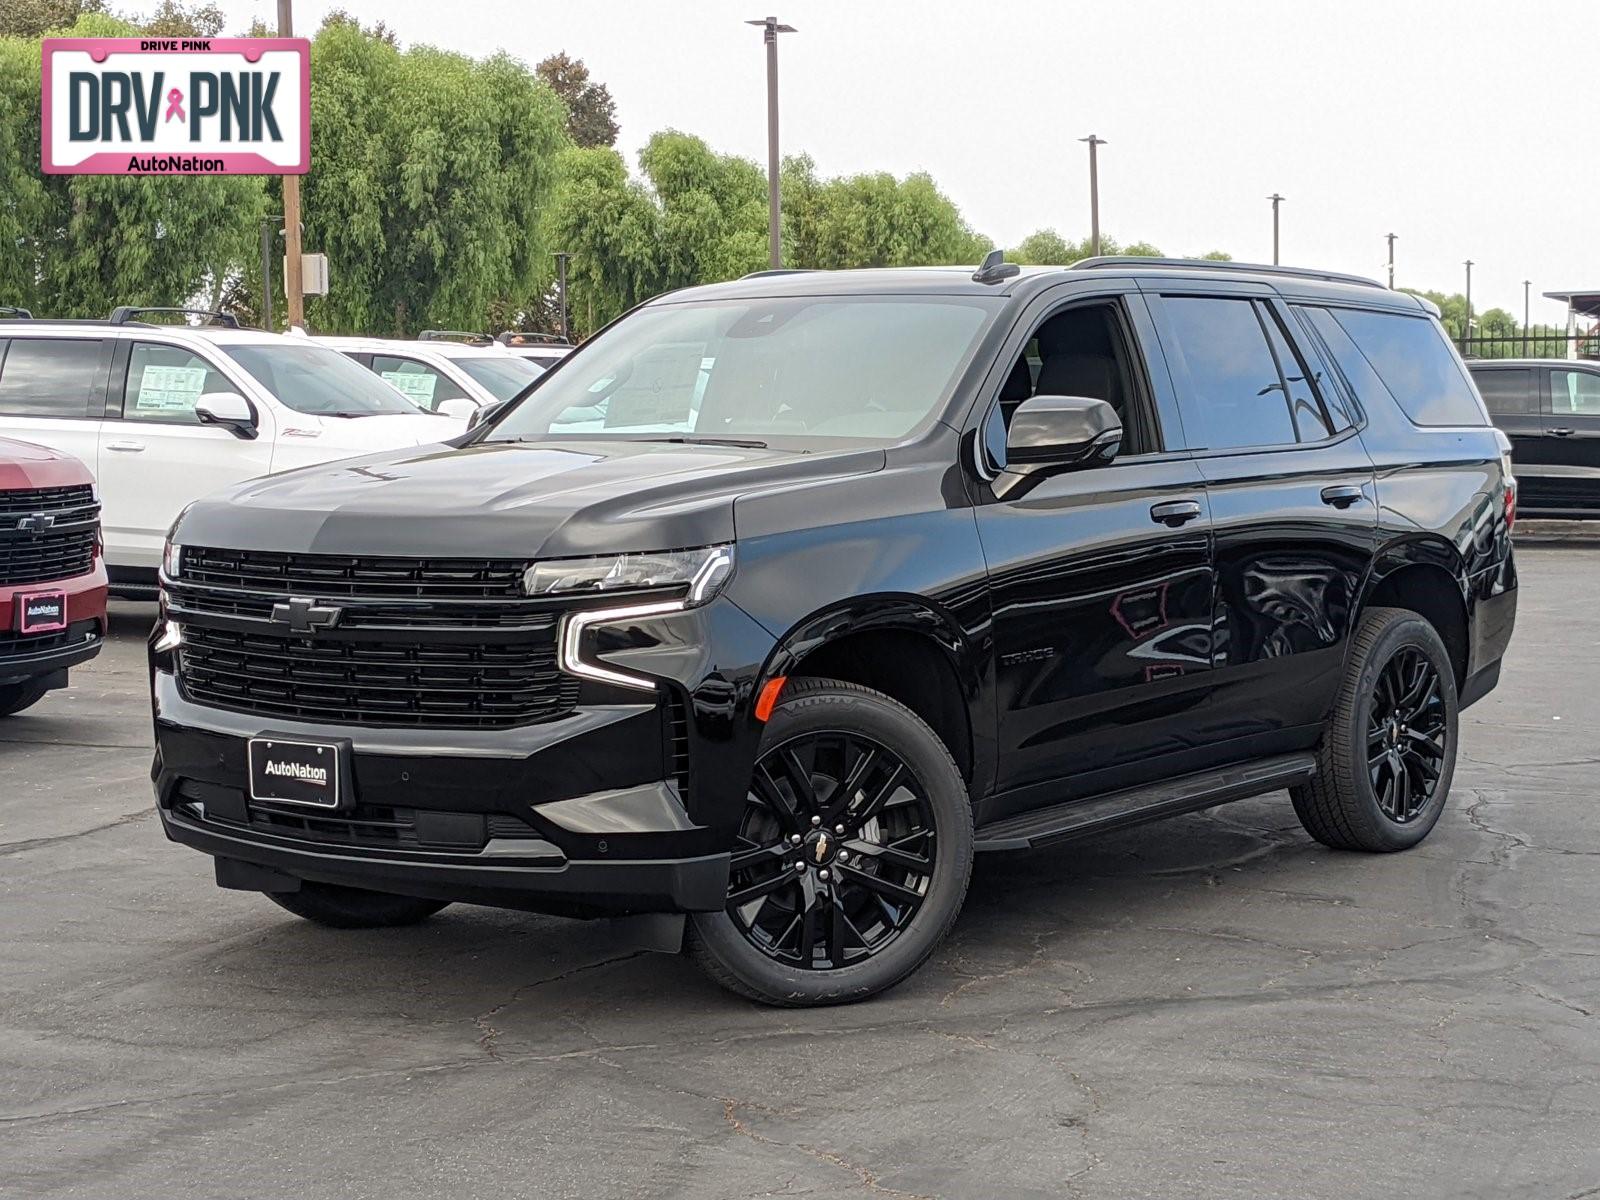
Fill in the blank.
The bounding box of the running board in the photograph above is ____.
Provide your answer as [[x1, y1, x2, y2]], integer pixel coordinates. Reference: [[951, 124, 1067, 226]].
[[974, 753, 1318, 852]]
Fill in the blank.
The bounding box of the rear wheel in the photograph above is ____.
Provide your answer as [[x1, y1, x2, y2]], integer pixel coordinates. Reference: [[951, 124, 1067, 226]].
[[268, 881, 450, 929], [688, 677, 973, 1006], [0, 680, 52, 718], [1292, 607, 1458, 852]]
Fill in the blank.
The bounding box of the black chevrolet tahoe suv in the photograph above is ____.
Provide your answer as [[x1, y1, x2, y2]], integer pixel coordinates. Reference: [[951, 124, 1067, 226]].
[[151, 257, 1518, 1006]]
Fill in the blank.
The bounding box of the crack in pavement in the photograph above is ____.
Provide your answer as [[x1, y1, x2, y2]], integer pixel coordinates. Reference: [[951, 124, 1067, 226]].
[[0, 806, 154, 857], [722, 1098, 935, 1200], [472, 950, 646, 1060]]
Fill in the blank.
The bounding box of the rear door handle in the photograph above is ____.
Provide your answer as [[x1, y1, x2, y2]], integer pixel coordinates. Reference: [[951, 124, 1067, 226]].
[[1150, 499, 1203, 527], [1320, 484, 1364, 508], [1549, 427, 1574, 437], [106, 440, 146, 452]]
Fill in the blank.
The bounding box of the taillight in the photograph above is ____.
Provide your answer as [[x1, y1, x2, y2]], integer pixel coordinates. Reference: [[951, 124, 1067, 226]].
[[1495, 433, 1516, 534]]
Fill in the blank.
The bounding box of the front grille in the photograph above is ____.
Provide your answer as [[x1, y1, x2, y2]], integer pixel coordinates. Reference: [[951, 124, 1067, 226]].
[[181, 546, 527, 600], [177, 621, 577, 729], [0, 619, 96, 661], [174, 781, 543, 851], [0, 486, 99, 586]]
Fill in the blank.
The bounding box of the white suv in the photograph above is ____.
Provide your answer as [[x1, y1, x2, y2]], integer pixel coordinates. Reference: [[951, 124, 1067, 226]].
[[0, 309, 465, 591], [314, 336, 544, 414]]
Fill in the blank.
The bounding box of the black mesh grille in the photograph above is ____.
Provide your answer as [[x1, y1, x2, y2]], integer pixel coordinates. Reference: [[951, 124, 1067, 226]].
[[177, 622, 577, 729], [0, 486, 99, 586], [181, 546, 527, 600], [0, 619, 96, 661]]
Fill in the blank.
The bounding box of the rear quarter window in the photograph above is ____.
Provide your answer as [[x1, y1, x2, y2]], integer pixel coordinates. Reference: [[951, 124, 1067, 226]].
[[1301, 306, 1486, 427]]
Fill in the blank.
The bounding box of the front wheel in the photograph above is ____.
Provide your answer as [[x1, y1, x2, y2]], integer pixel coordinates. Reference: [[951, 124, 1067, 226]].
[[268, 881, 450, 929], [0, 679, 52, 718], [1292, 607, 1459, 852], [688, 678, 973, 1006]]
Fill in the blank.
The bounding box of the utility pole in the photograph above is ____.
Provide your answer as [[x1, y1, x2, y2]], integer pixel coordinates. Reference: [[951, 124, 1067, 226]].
[[260, 218, 274, 329], [1079, 135, 1106, 257], [1267, 194, 1285, 265], [1463, 259, 1474, 350], [554, 251, 571, 343], [278, 0, 304, 328], [1386, 232, 1397, 289], [1523, 279, 1531, 355], [746, 16, 796, 270]]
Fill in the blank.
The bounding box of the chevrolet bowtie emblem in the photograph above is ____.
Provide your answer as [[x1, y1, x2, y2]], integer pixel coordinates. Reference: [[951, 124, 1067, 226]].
[[16, 512, 56, 533], [270, 596, 343, 634], [813, 833, 830, 862]]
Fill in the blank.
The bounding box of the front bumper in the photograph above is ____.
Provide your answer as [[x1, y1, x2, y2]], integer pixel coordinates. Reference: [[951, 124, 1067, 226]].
[[151, 669, 732, 916], [0, 564, 107, 687]]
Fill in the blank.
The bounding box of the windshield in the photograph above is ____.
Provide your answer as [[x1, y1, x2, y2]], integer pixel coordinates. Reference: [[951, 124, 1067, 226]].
[[222, 343, 424, 417], [453, 354, 545, 401], [485, 295, 997, 446]]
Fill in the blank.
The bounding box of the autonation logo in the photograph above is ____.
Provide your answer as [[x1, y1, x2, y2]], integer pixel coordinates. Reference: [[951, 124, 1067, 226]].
[[263, 759, 328, 787]]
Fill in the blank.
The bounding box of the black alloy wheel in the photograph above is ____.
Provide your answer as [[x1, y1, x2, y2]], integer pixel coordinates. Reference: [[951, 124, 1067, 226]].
[[728, 730, 937, 970], [1366, 646, 1448, 823]]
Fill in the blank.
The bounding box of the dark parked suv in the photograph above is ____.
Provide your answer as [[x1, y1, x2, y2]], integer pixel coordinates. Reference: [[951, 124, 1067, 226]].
[[151, 257, 1518, 1005], [1469, 358, 1600, 516]]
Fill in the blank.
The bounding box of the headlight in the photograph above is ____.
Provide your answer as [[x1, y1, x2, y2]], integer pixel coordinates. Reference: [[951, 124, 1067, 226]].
[[524, 545, 734, 607], [162, 539, 183, 581], [547, 545, 735, 692]]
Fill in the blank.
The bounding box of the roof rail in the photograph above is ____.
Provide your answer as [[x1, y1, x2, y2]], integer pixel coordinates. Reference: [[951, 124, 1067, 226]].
[[0, 306, 33, 319], [739, 268, 816, 280], [972, 249, 1020, 285], [495, 330, 570, 347], [418, 329, 493, 345], [109, 306, 240, 327], [1069, 257, 1386, 291]]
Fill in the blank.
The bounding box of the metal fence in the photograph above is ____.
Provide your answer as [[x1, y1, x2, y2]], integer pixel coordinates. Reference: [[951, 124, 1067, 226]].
[[1457, 328, 1599, 360]]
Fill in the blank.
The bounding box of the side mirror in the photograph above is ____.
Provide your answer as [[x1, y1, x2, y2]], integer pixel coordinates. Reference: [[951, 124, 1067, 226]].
[[994, 395, 1122, 499], [436, 397, 477, 423], [194, 392, 258, 440]]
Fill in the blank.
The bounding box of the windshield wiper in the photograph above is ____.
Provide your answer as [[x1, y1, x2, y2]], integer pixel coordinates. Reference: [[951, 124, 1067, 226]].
[[640, 435, 769, 449]]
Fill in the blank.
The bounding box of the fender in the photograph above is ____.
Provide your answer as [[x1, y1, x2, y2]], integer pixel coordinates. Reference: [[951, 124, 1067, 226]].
[[1347, 530, 1473, 680], [753, 591, 998, 799]]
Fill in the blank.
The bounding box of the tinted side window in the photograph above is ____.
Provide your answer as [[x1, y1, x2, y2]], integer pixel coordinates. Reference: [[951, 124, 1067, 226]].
[[1551, 370, 1600, 416], [1473, 369, 1537, 416], [1320, 308, 1485, 426], [0, 338, 104, 418], [1258, 307, 1335, 441], [123, 342, 228, 423], [1160, 297, 1297, 450]]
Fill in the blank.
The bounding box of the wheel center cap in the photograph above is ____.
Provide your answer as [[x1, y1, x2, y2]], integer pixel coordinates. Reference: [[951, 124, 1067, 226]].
[[805, 829, 838, 866]]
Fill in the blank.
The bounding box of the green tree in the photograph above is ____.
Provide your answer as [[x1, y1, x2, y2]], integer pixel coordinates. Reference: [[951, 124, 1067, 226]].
[[543, 146, 663, 335], [0, 0, 103, 38], [1007, 230, 1164, 264], [536, 52, 619, 149], [0, 12, 266, 318], [639, 130, 768, 286], [301, 20, 568, 333]]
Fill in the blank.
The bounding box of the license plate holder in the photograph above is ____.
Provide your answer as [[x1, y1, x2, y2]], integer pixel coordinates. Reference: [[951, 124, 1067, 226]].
[[16, 589, 67, 634], [247, 736, 350, 810]]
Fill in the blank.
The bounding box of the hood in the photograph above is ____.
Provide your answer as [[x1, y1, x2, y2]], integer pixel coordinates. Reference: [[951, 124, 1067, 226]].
[[271, 411, 466, 467], [0, 436, 95, 491], [175, 438, 885, 560]]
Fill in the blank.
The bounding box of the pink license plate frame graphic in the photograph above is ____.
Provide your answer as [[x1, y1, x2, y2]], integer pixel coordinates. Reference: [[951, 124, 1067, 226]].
[[41, 37, 310, 175], [16, 590, 68, 634]]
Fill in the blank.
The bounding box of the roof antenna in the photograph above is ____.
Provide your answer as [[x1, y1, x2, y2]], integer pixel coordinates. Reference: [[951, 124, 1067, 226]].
[[972, 249, 1020, 284]]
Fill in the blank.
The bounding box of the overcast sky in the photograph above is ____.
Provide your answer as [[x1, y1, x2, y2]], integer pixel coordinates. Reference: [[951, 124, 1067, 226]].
[[139, 0, 1597, 323]]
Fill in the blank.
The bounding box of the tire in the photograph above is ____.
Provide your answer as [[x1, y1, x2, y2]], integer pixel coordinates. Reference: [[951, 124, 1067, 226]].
[[688, 677, 973, 1006], [0, 680, 52, 718], [268, 881, 450, 929], [1291, 607, 1459, 852]]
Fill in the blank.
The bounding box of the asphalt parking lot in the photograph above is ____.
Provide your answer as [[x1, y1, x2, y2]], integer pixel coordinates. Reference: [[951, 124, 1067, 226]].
[[3, 544, 1597, 1200]]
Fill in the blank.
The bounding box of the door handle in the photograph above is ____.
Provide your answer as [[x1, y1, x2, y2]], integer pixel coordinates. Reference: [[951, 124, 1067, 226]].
[[1549, 427, 1574, 437], [1320, 484, 1364, 508], [1149, 499, 1203, 527], [105, 440, 146, 452]]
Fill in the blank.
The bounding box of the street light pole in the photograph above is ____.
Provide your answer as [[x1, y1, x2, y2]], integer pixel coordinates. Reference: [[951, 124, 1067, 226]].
[[1523, 279, 1532, 356], [1463, 259, 1474, 350], [277, 0, 304, 328], [1386, 232, 1397, 289], [1267, 194, 1285, 265], [554, 252, 571, 343], [747, 16, 796, 270], [1079, 135, 1106, 257]]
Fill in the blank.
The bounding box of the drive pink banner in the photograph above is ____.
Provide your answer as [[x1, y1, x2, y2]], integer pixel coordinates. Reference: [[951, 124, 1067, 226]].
[[41, 37, 310, 175]]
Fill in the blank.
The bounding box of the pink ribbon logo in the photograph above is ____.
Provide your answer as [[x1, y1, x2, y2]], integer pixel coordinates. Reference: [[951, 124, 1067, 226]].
[[164, 88, 185, 123]]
